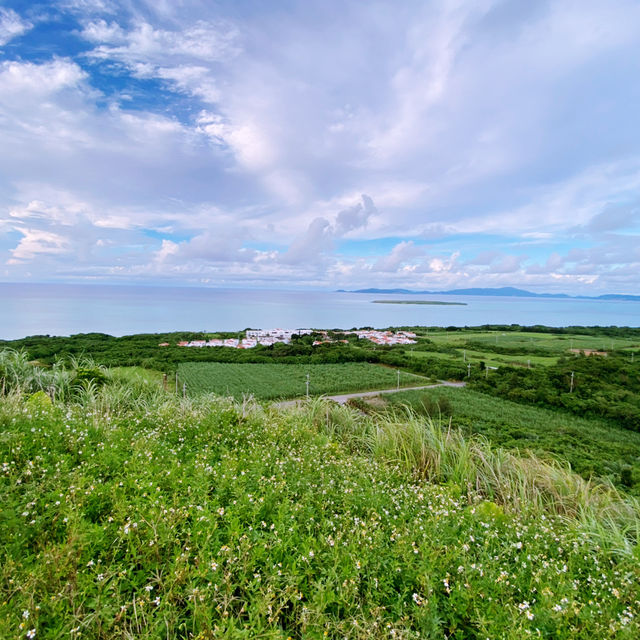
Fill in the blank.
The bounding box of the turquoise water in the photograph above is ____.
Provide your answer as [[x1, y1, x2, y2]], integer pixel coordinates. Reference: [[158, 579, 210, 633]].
[[0, 283, 638, 339]]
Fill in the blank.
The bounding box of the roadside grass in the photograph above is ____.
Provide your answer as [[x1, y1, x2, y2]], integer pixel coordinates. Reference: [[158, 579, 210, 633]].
[[377, 387, 640, 490], [1, 388, 639, 638], [177, 362, 428, 400]]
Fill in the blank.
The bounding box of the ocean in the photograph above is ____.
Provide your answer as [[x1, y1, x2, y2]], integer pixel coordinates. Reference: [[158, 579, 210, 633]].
[[1, 282, 638, 340]]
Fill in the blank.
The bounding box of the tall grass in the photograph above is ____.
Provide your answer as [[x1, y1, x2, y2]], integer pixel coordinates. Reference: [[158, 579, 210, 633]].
[[301, 398, 640, 554], [0, 349, 71, 399], [0, 349, 172, 416]]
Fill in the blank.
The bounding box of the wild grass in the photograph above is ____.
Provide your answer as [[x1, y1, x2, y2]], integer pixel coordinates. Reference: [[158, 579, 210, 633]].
[[2, 351, 640, 637], [302, 398, 640, 555], [384, 387, 640, 488]]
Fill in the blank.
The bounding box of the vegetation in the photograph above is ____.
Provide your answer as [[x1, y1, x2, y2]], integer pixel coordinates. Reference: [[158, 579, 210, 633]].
[[469, 353, 640, 431], [370, 387, 640, 492], [177, 362, 427, 400], [1, 354, 639, 638]]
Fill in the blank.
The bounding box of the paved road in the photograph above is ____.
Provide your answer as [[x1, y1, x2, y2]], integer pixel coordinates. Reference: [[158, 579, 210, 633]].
[[275, 380, 466, 408]]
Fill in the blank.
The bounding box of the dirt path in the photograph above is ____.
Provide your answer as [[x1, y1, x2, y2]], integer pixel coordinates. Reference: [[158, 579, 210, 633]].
[[275, 380, 466, 408]]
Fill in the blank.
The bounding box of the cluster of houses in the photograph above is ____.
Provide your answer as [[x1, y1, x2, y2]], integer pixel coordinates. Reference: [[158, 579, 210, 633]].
[[169, 328, 417, 349], [175, 329, 313, 349], [346, 329, 417, 345]]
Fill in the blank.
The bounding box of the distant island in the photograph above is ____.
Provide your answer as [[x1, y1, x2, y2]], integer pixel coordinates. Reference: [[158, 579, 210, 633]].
[[372, 299, 467, 306], [337, 286, 640, 301]]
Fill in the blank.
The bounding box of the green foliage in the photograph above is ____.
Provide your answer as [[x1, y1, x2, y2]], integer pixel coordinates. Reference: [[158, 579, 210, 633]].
[[25, 390, 52, 408], [0, 331, 375, 371], [471, 353, 640, 431], [72, 365, 107, 390], [177, 362, 427, 399]]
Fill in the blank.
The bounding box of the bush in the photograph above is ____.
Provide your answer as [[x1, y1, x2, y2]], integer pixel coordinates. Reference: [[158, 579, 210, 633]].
[[72, 366, 107, 390]]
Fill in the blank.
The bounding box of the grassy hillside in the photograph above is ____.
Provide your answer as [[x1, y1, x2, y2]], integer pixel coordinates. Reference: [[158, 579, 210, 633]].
[[380, 387, 640, 490], [1, 358, 639, 637]]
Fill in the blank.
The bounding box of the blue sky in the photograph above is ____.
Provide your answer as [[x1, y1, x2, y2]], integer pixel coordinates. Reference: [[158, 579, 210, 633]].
[[0, 0, 639, 294]]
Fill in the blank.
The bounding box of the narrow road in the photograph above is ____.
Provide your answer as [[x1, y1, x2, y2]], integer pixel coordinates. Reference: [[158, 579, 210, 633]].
[[275, 380, 466, 408]]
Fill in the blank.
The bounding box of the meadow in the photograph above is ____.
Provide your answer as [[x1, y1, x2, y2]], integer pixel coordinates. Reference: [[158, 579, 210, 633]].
[[177, 362, 428, 400], [1, 355, 639, 638]]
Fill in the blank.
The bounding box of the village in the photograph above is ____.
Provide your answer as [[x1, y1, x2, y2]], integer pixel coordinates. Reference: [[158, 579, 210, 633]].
[[173, 328, 417, 349]]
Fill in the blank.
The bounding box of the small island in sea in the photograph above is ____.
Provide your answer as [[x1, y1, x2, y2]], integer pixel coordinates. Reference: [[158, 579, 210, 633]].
[[371, 299, 467, 306]]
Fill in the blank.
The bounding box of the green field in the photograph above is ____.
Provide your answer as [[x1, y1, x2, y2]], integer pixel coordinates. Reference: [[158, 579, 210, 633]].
[[177, 362, 428, 399], [415, 329, 640, 356]]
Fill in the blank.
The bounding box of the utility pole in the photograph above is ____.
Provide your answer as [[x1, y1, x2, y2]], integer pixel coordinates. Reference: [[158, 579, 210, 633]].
[[182, 382, 187, 398], [527, 359, 531, 369], [569, 371, 574, 394], [306, 373, 310, 398], [463, 349, 466, 362], [397, 369, 400, 390], [175, 372, 178, 393], [467, 363, 471, 378]]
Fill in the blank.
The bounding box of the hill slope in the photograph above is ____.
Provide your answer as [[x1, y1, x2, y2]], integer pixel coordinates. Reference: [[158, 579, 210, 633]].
[[1, 383, 639, 638]]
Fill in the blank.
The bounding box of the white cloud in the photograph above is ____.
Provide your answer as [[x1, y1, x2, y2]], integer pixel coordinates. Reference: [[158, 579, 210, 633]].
[[80, 18, 237, 108], [154, 229, 257, 264], [280, 194, 378, 265], [0, 8, 32, 46], [8, 229, 71, 263], [0, 59, 87, 96], [281, 217, 333, 265], [373, 241, 424, 272], [82, 19, 238, 64], [587, 203, 640, 232]]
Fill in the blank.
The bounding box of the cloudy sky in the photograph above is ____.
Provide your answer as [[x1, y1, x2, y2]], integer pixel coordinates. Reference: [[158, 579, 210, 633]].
[[1, 0, 639, 294]]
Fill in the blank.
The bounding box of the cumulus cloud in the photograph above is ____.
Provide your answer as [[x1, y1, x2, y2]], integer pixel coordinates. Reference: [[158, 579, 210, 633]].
[[281, 217, 333, 265], [373, 241, 424, 272], [281, 194, 378, 265], [335, 194, 377, 235]]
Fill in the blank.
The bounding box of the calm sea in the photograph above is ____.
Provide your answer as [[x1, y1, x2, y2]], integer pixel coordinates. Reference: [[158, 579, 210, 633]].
[[0, 283, 638, 340]]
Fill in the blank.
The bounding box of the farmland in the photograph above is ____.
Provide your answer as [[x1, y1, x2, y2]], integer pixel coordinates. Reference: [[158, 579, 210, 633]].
[[177, 362, 429, 399]]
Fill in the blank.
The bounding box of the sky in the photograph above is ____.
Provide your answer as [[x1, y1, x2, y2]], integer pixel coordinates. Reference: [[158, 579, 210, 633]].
[[0, 0, 639, 295]]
